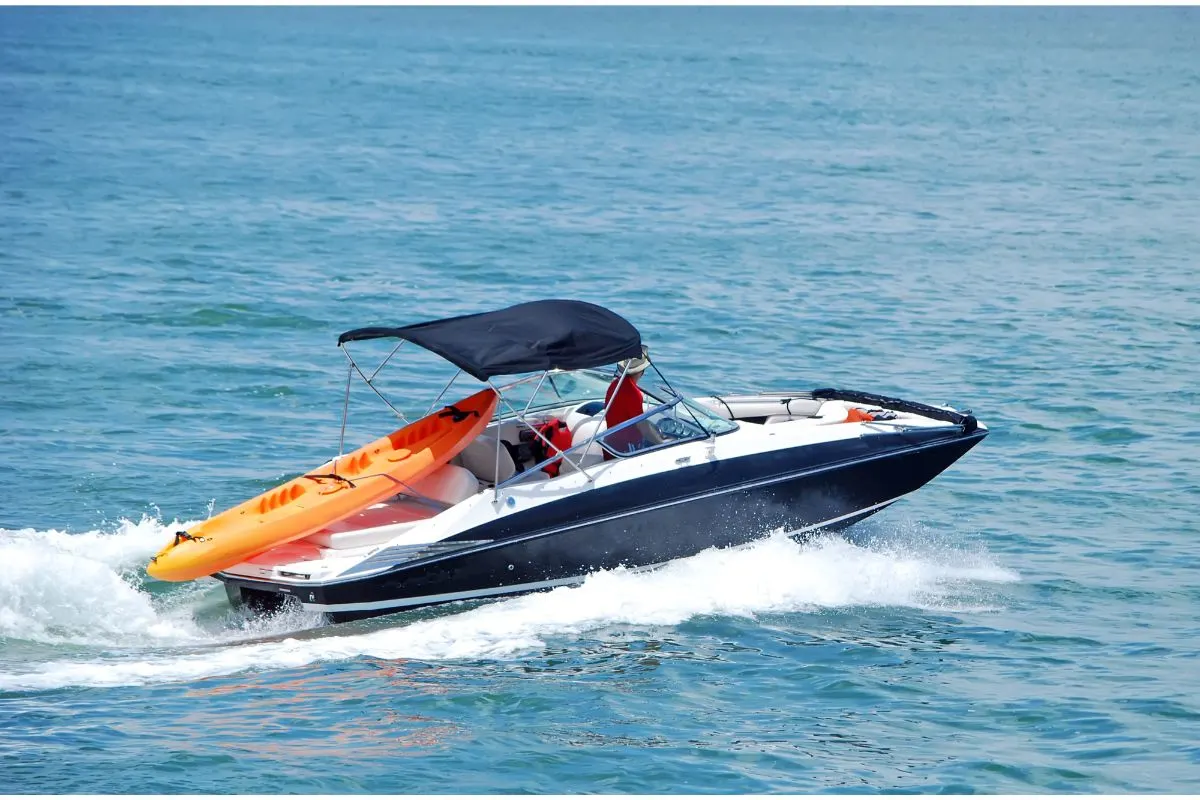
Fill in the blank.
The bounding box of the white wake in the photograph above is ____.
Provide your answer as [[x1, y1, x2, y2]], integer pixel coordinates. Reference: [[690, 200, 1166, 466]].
[[0, 517, 1018, 692]]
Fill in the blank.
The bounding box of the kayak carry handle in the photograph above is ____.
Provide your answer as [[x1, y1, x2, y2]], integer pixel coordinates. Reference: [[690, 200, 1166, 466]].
[[438, 405, 480, 423]]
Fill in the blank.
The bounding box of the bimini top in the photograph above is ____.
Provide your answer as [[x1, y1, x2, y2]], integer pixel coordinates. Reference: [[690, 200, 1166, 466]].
[[337, 299, 643, 381]]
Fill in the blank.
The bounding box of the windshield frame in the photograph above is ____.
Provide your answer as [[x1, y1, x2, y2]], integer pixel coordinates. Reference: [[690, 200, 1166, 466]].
[[493, 368, 739, 489]]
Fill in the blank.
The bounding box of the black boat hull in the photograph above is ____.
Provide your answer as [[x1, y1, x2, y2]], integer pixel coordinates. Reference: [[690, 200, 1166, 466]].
[[220, 427, 986, 623]]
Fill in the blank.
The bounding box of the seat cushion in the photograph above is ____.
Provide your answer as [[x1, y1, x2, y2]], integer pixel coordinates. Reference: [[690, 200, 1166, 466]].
[[559, 417, 608, 473], [409, 463, 479, 506], [305, 501, 437, 549], [457, 432, 518, 484]]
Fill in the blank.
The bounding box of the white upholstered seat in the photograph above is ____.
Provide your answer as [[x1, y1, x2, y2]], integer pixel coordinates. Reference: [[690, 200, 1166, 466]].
[[455, 432, 518, 485], [559, 417, 608, 473], [409, 463, 479, 506]]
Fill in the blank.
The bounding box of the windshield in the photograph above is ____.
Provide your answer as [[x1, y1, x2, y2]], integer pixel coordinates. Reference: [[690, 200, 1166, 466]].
[[675, 397, 739, 435], [489, 367, 742, 486], [492, 368, 739, 435]]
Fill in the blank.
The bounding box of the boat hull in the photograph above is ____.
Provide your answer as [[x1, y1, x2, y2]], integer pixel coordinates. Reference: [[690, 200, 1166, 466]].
[[219, 426, 986, 622]]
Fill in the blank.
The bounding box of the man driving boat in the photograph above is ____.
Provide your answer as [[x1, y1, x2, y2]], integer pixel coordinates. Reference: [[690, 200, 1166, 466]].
[[603, 347, 654, 458]]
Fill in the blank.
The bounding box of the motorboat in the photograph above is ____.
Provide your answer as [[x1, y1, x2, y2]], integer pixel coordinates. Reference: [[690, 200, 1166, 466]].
[[210, 300, 987, 623]]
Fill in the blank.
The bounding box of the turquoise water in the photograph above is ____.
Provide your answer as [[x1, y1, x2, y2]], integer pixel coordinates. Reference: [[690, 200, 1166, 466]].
[[3, 7, 1199, 793]]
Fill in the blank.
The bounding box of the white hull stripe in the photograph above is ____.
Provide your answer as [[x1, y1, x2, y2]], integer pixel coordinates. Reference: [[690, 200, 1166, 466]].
[[301, 575, 586, 613], [302, 496, 903, 614]]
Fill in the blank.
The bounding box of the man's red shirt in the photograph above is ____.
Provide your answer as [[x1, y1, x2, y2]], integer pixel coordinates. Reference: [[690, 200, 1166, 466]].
[[604, 378, 644, 457]]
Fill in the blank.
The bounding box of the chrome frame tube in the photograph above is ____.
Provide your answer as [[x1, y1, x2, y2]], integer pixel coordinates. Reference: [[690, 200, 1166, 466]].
[[425, 369, 463, 415], [496, 394, 708, 488], [493, 422, 502, 502], [647, 362, 712, 437], [587, 395, 704, 459], [341, 346, 411, 424], [486, 376, 591, 483], [337, 360, 353, 464], [591, 361, 629, 430], [487, 372, 563, 421], [318, 469, 451, 512], [369, 340, 405, 382], [496, 437, 598, 488], [520, 371, 549, 418]]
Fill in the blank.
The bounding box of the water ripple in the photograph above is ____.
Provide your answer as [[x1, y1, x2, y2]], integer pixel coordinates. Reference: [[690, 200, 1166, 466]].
[[2, 5, 1198, 794]]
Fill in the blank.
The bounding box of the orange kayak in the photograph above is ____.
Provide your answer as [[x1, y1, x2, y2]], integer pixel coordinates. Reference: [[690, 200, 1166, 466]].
[[147, 388, 498, 582]]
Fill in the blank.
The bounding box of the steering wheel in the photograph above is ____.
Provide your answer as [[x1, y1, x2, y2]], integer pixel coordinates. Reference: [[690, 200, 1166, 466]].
[[654, 417, 688, 439]]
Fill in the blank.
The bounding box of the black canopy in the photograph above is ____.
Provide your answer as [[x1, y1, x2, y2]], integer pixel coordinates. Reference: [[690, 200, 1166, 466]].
[[338, 299, 643, 381]]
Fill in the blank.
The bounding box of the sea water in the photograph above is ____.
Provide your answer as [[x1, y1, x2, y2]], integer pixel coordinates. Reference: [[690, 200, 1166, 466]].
[[2, 7, 1198, 793]]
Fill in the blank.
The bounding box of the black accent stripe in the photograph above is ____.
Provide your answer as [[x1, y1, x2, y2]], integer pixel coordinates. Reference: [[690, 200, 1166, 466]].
[[811, 387, 977, 430]]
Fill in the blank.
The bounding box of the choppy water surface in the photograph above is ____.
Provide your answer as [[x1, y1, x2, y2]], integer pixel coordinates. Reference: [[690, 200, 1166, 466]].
[[2, 7, 1199, 794]]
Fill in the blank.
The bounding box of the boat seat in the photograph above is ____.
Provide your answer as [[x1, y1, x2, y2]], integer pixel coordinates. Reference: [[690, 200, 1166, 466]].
[[564, 400, 606, 435], [815, 400, 852, 424], [456, 431, 518, 485], [406, 463, 478, 507], [305, 502, 436, 549], [559, 417, 608, 473]]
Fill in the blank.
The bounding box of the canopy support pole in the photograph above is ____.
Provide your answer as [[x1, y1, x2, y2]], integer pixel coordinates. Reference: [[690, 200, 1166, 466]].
[[583, 361, 632, 459], [520, 371, 549, 418], [336, 360, 353, 469], [648, 361, 713, 440], [487, 376, 592, 499], [426, 369, 463, 416], [369, 340, 405, 382], [340, 345, 410, 425]]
